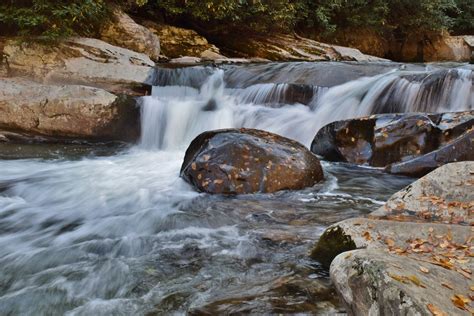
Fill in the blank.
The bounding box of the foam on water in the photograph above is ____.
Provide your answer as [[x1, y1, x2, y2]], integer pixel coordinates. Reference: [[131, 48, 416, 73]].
[[0, 62, 472, 315]]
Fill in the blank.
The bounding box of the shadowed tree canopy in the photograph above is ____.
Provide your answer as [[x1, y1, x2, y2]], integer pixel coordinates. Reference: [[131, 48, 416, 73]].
[[0, 0, 472, 40]]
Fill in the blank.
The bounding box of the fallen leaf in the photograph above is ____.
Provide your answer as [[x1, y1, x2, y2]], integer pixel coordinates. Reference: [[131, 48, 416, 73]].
[[388, 273, 408, 283], [385, 238, 395, 247], [408, 275, 425, 287], [420, 266, 429, 273], [362, 231, 371, 241], [426, 304, 448, 316], [427, 304, 447, 316], [345, 253, 352, 259], [451, 294, 470, 310], [441, 282, 454, 290]]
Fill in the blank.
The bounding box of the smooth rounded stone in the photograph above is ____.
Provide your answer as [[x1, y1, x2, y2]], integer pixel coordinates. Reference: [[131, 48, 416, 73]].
[[180, 128, 324, 194], [0, 78, 140, 141], [311, 111, 474, 176]]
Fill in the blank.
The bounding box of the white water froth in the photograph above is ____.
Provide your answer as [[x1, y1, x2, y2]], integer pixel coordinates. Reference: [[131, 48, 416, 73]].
[[141, 67, 473, 149]]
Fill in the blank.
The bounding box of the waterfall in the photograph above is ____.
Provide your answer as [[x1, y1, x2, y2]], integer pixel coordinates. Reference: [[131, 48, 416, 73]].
[[140, 70, 234, 150], [140, 64, 473, 149]]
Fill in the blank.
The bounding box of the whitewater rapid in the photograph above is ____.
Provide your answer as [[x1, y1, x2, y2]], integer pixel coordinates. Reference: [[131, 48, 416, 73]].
[[0, 62, 472, 315]]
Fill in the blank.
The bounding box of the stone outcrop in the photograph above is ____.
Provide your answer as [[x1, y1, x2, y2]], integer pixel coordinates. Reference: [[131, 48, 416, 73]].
[[142, 22, 224, 60], [0, 78, 140, 141], [180, 128, 324, 194], [1, 37, 154, 96], [371, 161, 474, 225], [311, 162, 474, 316], [100, 8, 160, 61], [214, 33, 388, 62], [390, 34, 474, 62], [311, 111, 474, 176]]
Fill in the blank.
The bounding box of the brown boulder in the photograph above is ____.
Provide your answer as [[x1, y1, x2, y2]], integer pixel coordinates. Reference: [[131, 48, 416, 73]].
[[311, 111, 473, 176], [0, 78, 140, 142], [180, 128, 324, 194], [100, 8, 160, 61]]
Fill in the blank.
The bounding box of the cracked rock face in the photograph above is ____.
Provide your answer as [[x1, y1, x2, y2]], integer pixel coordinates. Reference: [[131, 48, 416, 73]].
[[180, 128, 324, 194], [2, 37, 155, 96], [0, 78, 139, 141], [100, 9, 161, 61]]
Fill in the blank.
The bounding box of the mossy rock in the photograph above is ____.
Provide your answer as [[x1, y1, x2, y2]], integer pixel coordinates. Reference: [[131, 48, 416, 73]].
[[310, 226, 356, 268]]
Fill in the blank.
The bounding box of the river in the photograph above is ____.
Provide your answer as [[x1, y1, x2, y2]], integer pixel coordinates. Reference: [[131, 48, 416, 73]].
[[0, 62, 472, 315]]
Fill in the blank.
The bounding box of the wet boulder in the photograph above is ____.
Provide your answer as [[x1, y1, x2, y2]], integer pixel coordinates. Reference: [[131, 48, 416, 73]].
[[180, 128, 324, 194], [311, 111, 474, 176]]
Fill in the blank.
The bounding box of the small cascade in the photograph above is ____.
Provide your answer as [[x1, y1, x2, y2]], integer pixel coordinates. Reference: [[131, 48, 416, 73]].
[[141, 64, 473, 149], [140, 70, 234, 150]]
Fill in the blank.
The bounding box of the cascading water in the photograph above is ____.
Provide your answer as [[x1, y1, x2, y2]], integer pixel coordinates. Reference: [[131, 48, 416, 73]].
[[141, 64, 473, 148], [0, 62, 472, 315]]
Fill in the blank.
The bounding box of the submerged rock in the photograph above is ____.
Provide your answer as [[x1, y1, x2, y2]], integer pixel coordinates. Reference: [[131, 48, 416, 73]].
[[311, 111, 474, 176], [180, 128, 324, 194], [1, 37, 154, 96], [0, 78, 140, 141]]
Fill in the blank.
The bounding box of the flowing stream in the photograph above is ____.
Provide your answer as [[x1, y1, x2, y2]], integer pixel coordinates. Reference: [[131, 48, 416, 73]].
[[0, 62, 472, 315]]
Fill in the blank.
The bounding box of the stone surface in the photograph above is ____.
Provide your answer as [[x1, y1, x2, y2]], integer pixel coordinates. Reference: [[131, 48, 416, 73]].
[[143, 22, 223, 59], [331, 249, 472, 316], [0, 78, 139, 141], [1, 37, 154, 96], [100, 8, 160, 61], [311, 111, 474, 176], [311, 162, 474, 316], [180, 128, 324, 194], [372, 161, 474, 225], [214, 33, 388, 62]]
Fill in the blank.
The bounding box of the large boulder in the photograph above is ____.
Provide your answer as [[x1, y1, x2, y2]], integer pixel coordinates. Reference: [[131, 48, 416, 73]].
[[0, 78, 139, 141], [142, 22, 224, 60], [310, 162, 474, 315], [212, 33, 387, 62], [100, 9, 161, 61], [180, 128, 324, 194], [372, 161, 474, 225], [1, 37, 154, 96], [311, 111, 474, 176]]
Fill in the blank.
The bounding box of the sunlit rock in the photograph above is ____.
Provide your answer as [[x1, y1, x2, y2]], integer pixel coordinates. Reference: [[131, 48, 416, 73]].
[[0, 78, 139, 141]]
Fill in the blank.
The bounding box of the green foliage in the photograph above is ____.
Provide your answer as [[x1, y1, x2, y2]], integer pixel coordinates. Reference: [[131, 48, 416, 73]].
[[449, 0, 474, 34], [147, 0, 299, 33], [0, 0, 109, 39], [0, 0, 472, 40]]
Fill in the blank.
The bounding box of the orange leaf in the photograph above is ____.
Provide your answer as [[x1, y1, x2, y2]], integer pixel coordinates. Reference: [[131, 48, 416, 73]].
[[441, 282, 454, 290], [427, 304, 447, 316], [362, 231, 371, 241], [451, 294, 470, 310]]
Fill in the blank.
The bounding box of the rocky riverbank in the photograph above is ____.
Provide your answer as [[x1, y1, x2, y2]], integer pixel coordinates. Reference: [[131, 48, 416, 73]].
[[311, 162, 473, 315]]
